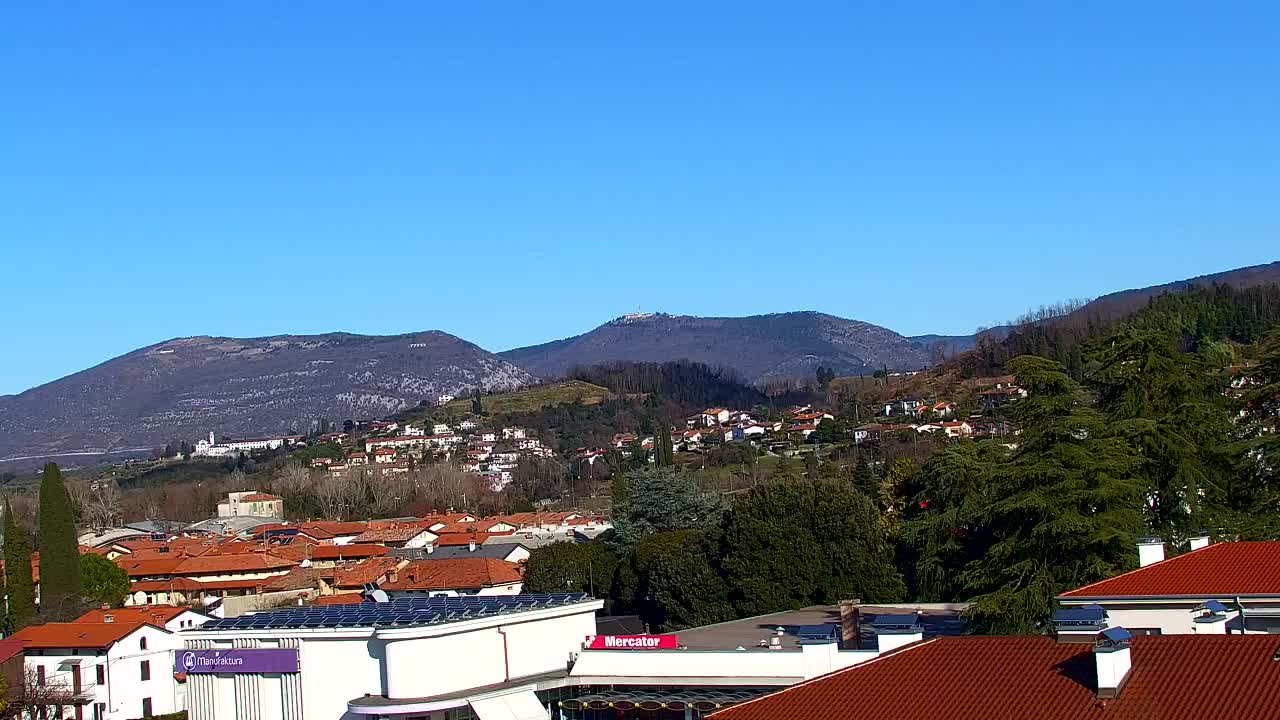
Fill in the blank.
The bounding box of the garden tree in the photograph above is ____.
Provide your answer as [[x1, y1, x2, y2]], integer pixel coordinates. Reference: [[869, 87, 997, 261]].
[[718, 479, 905, 618], [1089, 328, 1237, 541], [609, 468, 723, 549], [851, 457, 878, 500], [80, 554, 130, 607], [2, 497, 36, 628], [903, 441, 1006, 602], [472, 389, 484, 415], [654, 426, 675, 467], [957, 356, 1144, 634], [523, 541, 617, 599], [643, 530, 734, 631], [878, 457, 918, 540], [38, 463, 83, 619], [1234, 328, 1280, 537], [815, 366, 836, 390]]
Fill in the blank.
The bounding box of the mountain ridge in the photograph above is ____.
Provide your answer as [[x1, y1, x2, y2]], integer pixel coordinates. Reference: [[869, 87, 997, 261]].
[[0, 330, 533, 461], [500, 310, 933, 383]]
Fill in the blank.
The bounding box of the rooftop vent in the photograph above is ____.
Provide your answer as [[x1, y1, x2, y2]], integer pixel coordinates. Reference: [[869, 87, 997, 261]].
[[1053, 604, 1108, 643]]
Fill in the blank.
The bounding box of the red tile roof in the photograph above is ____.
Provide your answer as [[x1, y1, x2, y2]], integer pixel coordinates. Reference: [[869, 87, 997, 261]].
[[433, 531, 508, 546], [76, 605, 198, 625], [313, 593, 365, 605], [1060, 541, 1280, 598], [0, 637, 25, 664], [273, 543, 391, 562], [709, 635, 1280, 720], [172, 553, 296, 575], [380, 558, 522, 591], [352, 528, 432, 544], [240, 493, 281, 502], [8, 621, 158, 649], [332, 557, 404, 588]]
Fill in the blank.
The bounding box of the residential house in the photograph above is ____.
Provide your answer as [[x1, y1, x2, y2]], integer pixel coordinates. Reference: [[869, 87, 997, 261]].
[[216, 491, 283, 520], [372, 447, 397, 464], [502, 427, 527, 440], [350, 527, 438, 549], [346, 451, 368, 465], [10, 620, 184, 720], [378, 558, 524, 597], [1056, 537, 1280, 635], [77, 605, 211, 632]]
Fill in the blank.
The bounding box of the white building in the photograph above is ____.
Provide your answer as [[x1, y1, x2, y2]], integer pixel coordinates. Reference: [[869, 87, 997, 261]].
[[179, 594, 921, 720], [217, 490, 284, 520], [12, 620, 186, 720], [193, 432, 302, 458], [1056, 537, 1280, 635]]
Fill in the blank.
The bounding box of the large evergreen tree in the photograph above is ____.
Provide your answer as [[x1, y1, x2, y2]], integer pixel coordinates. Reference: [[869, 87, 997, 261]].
[[1234, 328, 1280, 537], [610, 468, 722, 548], [1089, 328, 1237, 541], [958, 356, 1145, 634], [38, 463, 83, 619], [719, 479, 905, 617], [2, 497, 36, 628]]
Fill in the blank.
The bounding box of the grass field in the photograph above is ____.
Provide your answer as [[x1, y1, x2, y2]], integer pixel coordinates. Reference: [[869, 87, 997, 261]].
[[445, 380, 612, 416]]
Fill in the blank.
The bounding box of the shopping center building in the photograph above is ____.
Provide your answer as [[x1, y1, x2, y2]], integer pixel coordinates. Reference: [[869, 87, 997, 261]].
[[179, 593, 950, 720]]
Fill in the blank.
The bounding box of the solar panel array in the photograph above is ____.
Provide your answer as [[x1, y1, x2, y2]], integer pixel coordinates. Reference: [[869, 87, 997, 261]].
[[196, 593, 591, 632]]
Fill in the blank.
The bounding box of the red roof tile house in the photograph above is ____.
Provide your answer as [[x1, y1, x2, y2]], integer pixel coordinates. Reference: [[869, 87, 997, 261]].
[[378, 558, 524, 597], [709, 634, 1280, 720], [9, 620, 185, 720], [1057, 538, 1280, 635]]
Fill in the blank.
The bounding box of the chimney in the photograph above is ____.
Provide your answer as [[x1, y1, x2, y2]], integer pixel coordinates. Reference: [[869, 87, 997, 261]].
[[469, 538, 477, 552], [1188, 532, 1211, 552], [871, 613, 924, 653], [839, 599, 862, 650], [388, 570, 399, 584], [426, 544, 435, 554], [103, 614, 114, 623], [1093, 627, 1133, 699], [1136, 537, 1165, 567], [1192, 600, 1229, 634]]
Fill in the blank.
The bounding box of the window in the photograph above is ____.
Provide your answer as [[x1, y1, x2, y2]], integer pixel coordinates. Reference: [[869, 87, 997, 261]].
[[141, 698, 153, 718], [96, 665, 105, 685], [140, 660, 151, 681], [139, 636, 148, 650], [94, 703, 105, 720]]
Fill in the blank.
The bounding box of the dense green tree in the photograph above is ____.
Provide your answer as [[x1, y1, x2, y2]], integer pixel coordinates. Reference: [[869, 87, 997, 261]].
[[2, 498, 36, 628], [80, 553, 130, 607], [719, 479, 905, 617], [957, 356, 1144, 634], [610, 468, 722, 549], [1089, 328, 1236, 541], [655, 426, 675, 468], [644, 530, 734, 631], [38, 463, 83, 619], [523, 541, 617, 598], [1234, 328, 1280, 537], [851, 457, 878, 499], [472, 389, 483, 415]]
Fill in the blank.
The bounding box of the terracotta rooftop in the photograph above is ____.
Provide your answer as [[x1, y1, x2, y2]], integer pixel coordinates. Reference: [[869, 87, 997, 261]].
[[8, 621, 158, 649], [1060, 541, 1280, 598], [76, 605, 200, 625], [239, 493, 281, 502], [313, 593, 365, 605], [710, 635, 1280, 720], [173, 553, 296, 575], [352, 528, 433, 544], [380, 558, 522, 591], [333, 557, 404, 587], [433, 531, 507, 546]]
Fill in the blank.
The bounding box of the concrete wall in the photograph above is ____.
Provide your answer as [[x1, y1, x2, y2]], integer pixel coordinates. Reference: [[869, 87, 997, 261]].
[[25, 625, 182, 720], [221, 590, 311, 617], [301, 638, 384, 720]]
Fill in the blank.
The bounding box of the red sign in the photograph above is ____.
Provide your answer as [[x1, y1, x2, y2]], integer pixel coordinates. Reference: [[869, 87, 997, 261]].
[[585, 634, 679, 650]]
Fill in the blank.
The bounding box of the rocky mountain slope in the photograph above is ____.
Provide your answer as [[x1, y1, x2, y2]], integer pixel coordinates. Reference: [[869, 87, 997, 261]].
[[500, 311, 932, 384], [0, 332, 533, 461]]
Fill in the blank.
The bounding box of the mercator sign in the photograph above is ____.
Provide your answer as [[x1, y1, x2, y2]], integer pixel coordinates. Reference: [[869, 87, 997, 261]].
[[584, 634, 679, 650]]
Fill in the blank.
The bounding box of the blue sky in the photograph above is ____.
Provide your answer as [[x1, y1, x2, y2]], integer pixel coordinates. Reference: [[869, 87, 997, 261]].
[[1, 2, 1276, 395]]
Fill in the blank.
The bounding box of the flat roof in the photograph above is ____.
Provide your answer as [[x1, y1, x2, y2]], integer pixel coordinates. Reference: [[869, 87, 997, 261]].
[[673, 605, 967, 652], [193, 593, 593, 632]]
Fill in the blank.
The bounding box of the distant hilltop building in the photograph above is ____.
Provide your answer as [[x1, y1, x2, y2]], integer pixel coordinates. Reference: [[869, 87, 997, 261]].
[[217, 490, 284, 520], [192, 431, 303, 457]]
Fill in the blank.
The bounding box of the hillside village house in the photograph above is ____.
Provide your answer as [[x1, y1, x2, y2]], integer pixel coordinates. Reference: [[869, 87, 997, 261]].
[[217, 491, 283, 520], [193, 432, 302, 457]]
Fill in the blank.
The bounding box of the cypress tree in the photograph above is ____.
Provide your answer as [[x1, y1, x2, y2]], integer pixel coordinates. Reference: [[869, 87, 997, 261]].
[[3, 497, 36, 628], [38, 463, 82, 618]]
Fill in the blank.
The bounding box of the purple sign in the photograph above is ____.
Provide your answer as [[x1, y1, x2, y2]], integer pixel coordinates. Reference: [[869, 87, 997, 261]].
[[177, 649, 299, 674]]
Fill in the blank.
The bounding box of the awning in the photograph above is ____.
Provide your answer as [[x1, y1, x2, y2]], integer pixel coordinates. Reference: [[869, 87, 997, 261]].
[[469, 690, 547, 720]]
